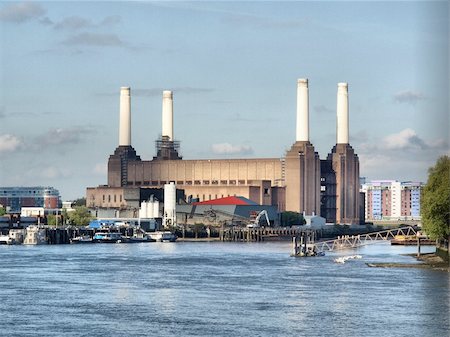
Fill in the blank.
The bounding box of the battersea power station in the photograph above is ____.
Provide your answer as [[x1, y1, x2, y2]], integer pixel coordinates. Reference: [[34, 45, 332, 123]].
[[87, 79, 362, 225]]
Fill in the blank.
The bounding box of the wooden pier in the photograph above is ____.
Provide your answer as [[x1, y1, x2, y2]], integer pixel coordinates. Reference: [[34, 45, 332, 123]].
[[220, 227, 309, 242]]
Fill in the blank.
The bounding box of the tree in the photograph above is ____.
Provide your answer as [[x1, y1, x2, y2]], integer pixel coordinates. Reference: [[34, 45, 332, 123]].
[[67, 206, 94, 226], [0, 207, 6, 216], [72, 198, 86, 207], [47, 215, 57, 226], [280, 211, 305, 227], [421, 156, 450, 241]]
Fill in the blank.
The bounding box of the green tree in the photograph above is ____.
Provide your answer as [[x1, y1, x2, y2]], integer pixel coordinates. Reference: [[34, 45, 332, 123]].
[[0, 206, 6, 216], [421, 156, 450, 240], [72, 198, 86, 207], [47, 214, 57, 226], [67, 206, 94, 226], [280, 211, 305, 226]]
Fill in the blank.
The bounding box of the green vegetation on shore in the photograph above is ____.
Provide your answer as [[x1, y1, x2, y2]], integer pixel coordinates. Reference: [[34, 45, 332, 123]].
[[421, 155, 450, 241]]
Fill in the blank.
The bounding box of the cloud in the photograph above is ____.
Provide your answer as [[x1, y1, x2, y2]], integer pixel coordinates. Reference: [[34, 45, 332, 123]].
[[53, 15, 121, 31], [211, 143, 253, 155], [393, 90, 425, 104], [382, 128, 429, 150], [54, 16, 94, 30], [35, 126, 94, 147], [39, 16, 53, 26], [0, 2, 45, 23], [100, 15, 121, 27], [0, 134, 23, 153], [61, 32, 123, 47], [358, 129, 448, 181]]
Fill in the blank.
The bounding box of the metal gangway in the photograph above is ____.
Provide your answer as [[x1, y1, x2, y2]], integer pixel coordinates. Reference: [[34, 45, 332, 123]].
[[313, 226, 418, 253]]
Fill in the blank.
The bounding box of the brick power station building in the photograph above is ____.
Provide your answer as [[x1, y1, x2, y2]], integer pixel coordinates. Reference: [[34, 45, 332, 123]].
[[87, 79, 362, 224]]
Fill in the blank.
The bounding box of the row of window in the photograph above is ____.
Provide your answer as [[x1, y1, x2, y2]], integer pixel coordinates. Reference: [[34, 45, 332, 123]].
[[127, 180, 257, 186]]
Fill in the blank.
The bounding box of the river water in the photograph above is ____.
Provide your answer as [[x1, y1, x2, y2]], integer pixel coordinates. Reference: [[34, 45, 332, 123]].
[[0, 242, 448, 337]]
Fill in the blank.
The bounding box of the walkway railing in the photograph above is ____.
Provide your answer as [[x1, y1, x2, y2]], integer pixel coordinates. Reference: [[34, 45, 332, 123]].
[[313, 226, 418, 252]]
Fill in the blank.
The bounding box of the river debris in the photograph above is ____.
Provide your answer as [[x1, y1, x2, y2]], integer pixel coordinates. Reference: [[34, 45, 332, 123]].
[[334, 255, 362, 264]]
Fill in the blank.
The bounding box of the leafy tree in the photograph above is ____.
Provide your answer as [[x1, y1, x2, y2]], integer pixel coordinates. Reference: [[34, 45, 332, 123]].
[[421, 156, 450, 240], [72, 198, 86, 207], [0, 207, 6, 216], [280, 211, 306, 226], [47, 215, 57, 226], [67, 206, 94, 226]]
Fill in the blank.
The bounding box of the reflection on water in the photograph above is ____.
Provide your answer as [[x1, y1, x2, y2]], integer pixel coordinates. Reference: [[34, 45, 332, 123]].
[[0, 242, 447, 337]]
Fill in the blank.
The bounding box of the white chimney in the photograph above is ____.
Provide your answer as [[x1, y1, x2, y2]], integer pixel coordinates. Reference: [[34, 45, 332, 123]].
[[119, 87, 131, 146], [337, 83, 349, 144], [162, 90, 173, 141], [296, 78, 309, 142]]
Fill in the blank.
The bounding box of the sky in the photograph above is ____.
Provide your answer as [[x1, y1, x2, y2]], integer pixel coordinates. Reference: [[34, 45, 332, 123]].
[[0, 1, 448, 200]]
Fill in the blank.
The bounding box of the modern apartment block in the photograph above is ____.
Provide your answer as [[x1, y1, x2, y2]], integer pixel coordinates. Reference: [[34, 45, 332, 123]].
[[361, 180, 423, 221], [0, 187, 61, 213]]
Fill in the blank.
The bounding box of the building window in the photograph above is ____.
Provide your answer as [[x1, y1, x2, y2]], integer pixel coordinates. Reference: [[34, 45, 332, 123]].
[[108, 195, 111, 202], [120, 195, 122, 202], [103, 195, 105, 202], [114, 195, 117, 203]]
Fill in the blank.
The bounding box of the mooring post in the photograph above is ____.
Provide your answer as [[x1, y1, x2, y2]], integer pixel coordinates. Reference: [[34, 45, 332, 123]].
[[417, 237, 421, 257], [293, 236, 298, 256]]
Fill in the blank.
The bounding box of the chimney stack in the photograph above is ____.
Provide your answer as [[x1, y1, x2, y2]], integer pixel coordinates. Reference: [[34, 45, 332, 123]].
[[336, 83, 349, 144], [119, 87, 131, 146], [296, 79, 309, 142], [162, 90, 173, 141]]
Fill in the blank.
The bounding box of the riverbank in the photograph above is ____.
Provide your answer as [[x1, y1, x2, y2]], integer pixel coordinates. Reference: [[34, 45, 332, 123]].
[[367, 252, 449, 272]]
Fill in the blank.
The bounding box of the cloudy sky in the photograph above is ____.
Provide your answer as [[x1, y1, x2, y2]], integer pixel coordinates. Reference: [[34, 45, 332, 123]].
[[0, 1, 448, 200]]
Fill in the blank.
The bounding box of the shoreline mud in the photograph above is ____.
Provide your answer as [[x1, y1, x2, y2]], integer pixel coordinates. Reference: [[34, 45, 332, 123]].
[[366, 252, 449, 272]]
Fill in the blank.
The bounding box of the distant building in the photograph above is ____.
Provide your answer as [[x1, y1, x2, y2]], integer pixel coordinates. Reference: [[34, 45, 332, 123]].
[[361, 181, 423, 221], [0, 187, 61, 213], [87, 80, 361, 224]]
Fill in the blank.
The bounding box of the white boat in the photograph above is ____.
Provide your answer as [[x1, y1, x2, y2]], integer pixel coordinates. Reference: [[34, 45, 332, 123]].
[[123, 232, 154, 243], [93, 231, 124, 243], [0, 235, 14, 245], [148, 231, 177, 242], [70, 235, 94, 244]]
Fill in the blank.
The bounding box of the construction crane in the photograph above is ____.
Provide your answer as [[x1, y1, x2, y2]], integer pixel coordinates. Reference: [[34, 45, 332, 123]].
[[247, 210, 271, 228]]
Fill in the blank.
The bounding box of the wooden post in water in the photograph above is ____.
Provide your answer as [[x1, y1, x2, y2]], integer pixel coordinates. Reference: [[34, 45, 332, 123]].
[[417, 237, 421, 257], [292, 236, 298, 256]]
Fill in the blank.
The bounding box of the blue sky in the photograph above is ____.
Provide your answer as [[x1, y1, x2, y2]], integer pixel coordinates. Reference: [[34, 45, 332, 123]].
[[0, 1, 448, 200]]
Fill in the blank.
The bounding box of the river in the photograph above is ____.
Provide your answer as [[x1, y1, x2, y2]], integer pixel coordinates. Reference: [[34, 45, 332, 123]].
[[0, 242, 448, 337]]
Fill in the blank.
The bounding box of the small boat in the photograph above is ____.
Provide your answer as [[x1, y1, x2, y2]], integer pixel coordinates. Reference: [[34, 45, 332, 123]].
[[148, 231, 177, 242], [334, 255, 362, 264], [93, 231, 124, 243], [70, 235, 94, 244], [123, 232, 154, 243], [0, 235, 14, 245]]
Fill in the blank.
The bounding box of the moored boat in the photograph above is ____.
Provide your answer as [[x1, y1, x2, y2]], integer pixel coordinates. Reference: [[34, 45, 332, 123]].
[[93, 231, 124, 243], [0, 235, 14, 245], [148, 231, 177, 242], [70, 235, 94, 244]]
